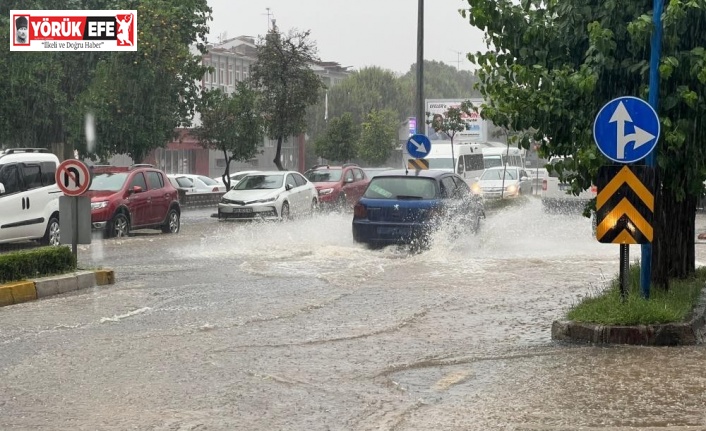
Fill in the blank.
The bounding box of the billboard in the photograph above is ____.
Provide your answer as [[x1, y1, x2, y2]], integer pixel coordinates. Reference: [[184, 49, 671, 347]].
[[10, 10, 137, 51], [425, 98, 487, 142]]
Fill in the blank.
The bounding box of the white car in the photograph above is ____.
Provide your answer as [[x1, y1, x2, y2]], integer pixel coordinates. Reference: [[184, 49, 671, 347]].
[[471, 166, 532, 198], [167, 174, 226, 193], [0, 148, 61, 246], [214, 170, 259, 188], [218, 171, 318, 220]]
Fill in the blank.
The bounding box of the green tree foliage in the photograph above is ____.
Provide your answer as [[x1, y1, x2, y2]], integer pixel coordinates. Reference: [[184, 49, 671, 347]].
[[71, 0, 211, 163], [400, 60, 482, 101], [0, 0, 211, 164], [0, 0, 111, 154], [357, 109, 399, 166], [427, 106, 469, 172], [314, 113, 358, 162], [462, 0, 706, 284], [251, 27, 324, 171], [193, 83, 264, 189], [306, 67, 410, 142]]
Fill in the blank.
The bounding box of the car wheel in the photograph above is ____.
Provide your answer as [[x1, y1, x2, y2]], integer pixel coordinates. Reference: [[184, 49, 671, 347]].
[[106, 213, 130, 238], [161, 209, 180, 234], [280, 201, 290, 220], [40, 215, 60, 246]]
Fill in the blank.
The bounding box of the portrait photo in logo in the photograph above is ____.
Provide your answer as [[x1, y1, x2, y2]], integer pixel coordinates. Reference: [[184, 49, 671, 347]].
[[115, 13, 134, 46], [15, 15, 29, 44]]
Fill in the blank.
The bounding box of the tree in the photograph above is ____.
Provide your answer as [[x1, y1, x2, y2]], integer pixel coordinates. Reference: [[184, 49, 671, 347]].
[[462, 0, 706, 286], [427, 105, 468, 174], [306, 67, 411, 143], [357, 109, 399, 166], [314, 113, 359, 162], [251, 27, 324, 171], [0, 0, 110, 155], [193, 83, 264, 189], [70, 0, 212, 163], [399, 60, 482, 101]]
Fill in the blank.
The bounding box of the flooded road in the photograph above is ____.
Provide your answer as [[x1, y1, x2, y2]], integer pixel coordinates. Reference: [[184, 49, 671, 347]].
[[1, 199, 705, 430]]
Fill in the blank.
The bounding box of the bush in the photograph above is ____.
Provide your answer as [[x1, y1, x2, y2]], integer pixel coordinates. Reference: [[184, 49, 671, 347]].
[[0, 246, 77, 284]]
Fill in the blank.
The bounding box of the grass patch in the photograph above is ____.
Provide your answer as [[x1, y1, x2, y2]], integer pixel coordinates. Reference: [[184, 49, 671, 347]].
[[566, 264, 706, 325]]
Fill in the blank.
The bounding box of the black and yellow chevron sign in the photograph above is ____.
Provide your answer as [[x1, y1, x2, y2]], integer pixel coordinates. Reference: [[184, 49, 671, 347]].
[[595, 165, 655, 244], [407, 158, 429, 170]]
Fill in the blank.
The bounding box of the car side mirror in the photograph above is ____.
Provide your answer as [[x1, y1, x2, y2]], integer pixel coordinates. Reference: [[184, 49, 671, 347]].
[[131, 185, 143, 194], [345, 177, 354, 183], [0, 183, 5, 195], [286, 183, 294, 191]]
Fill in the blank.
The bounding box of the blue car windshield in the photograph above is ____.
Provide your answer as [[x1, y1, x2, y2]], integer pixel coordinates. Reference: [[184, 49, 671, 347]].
[[363, 177, 437, 199]]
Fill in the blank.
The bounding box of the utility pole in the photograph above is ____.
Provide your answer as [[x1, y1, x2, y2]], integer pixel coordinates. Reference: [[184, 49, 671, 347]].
[[416, 0, 424, 135], [450, 50, 463, 70], [264, 7, 274, 31]]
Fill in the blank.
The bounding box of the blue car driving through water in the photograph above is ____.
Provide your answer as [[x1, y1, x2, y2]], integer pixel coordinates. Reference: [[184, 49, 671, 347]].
[[352, 170, 485, 248]]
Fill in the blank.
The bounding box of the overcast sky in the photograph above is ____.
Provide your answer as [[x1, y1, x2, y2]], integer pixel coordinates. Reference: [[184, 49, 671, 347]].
[[207, 0, 487, 74]]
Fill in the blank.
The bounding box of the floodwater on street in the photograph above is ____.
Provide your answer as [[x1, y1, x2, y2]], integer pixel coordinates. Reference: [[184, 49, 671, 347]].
[[1, 198, 706, 430]]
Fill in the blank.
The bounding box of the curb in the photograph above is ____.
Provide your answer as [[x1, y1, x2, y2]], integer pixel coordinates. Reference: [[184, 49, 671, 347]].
[[551, 287, 706, 346], [0, 269, 115, 308]]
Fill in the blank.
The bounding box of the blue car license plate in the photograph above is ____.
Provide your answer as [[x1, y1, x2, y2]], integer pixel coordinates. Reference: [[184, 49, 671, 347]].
[[377, 226, 411, 236]]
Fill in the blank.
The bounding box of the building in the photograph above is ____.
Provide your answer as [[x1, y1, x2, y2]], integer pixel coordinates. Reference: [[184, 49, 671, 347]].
[[146, 35, 351, 178]]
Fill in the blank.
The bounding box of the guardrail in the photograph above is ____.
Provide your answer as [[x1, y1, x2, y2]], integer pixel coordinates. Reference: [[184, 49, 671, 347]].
[[177, 190, 224, 210]]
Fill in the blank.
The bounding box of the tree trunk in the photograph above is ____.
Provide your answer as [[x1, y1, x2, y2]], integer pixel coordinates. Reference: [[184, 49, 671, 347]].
[[222, 149, 231, 190], [652, 178, 696, 290], [273, 135, 284, 171]]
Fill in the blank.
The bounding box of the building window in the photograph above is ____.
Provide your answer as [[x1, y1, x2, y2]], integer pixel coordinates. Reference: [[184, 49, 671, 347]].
[[216, 158, 226, 168], [236, 71, 241, 81]]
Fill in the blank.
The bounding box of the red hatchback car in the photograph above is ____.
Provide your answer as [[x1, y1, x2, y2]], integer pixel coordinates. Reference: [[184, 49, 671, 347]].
[[304, 163, 370, 209], [86, 165, 181, 238]]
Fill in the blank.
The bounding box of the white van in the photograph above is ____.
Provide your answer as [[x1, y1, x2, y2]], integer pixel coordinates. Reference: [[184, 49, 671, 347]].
[[423, 141, 485, 182], [0, 148, 62, 246], [481, 146, 525, 169]]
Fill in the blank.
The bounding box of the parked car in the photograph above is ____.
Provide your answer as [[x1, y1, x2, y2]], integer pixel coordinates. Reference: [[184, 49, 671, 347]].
[[87, 165, 181, 238], [167, 174, 197, 193], [167, 174, 225, 193], [471, 166, 532, 198], [304, 163, 369, 209], [0, 148, 61, 246], [352, 170, 485, 248], [218, 171, 318, 220], [214, 170, 260, 188]]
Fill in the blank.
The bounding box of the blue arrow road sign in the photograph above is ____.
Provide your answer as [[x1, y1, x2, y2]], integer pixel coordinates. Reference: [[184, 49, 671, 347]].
[[406, 134, 431, 159], [593, 96, 660, 164]]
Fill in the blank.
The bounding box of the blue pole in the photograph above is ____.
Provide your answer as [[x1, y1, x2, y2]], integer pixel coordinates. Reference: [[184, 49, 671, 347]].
[[641, 0, 663, 299]]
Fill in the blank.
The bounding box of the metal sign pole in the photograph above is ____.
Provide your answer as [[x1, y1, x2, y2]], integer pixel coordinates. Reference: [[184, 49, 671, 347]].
[[641, 0, 664, 300], [72, 196, 78, 261], [620, 244, 629, 301]]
